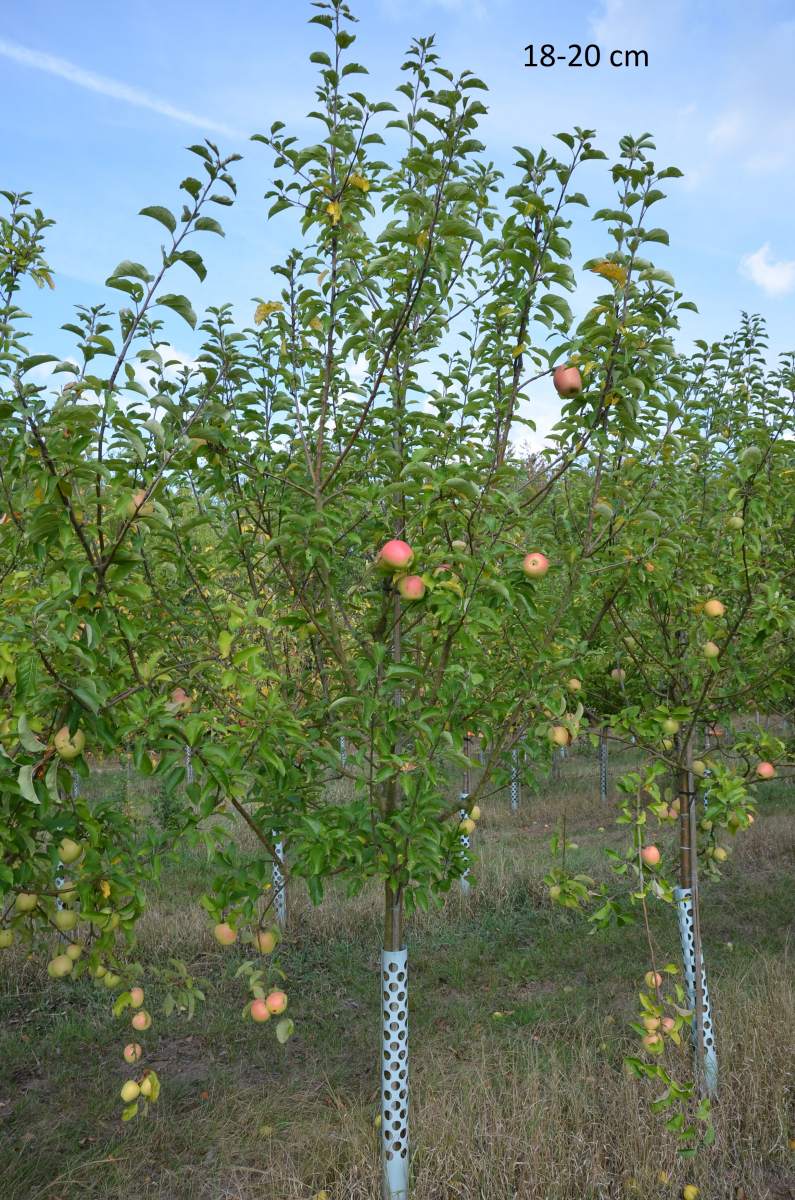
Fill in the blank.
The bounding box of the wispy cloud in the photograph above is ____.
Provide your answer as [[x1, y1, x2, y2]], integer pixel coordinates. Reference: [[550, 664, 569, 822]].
[[0, 38, 245, 141], [740, 244, 795, 297]]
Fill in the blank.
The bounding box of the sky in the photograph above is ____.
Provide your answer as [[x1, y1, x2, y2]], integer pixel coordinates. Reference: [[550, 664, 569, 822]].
[[2, 0, 794, 446]]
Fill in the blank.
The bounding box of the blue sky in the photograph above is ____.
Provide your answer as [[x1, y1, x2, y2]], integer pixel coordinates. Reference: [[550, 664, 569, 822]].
[[2, 0, 794, 444]]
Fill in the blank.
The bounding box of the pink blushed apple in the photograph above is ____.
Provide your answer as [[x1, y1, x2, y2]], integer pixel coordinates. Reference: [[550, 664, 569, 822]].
[[378, 539, 414, 570], [522, 552, 549, 579], [640, 845, 661, 867], [756, 761, 776, 780], [552, 365, 582, 397], [397, 574, 426, 601]]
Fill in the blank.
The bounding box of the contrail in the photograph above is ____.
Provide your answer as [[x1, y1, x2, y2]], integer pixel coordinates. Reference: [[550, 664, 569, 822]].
[[0, 38, 245, 141]]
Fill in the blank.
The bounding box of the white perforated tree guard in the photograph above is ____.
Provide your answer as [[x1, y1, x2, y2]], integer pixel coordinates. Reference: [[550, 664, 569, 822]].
[[675, 885, 718, 1096], [272, 839, 287, 928], [70, 772, 80, 800], [599, 733, 608, 803], [510, 749, 519, 813], [381, 946, 409, 1200], [339, 735, 347, 767], [458, 800, 471, 894], [184, 744, 194, 785]]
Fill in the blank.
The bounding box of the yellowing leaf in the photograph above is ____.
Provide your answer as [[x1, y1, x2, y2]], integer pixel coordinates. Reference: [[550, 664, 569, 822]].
[[416, 229, 429, 249], [218, 630, 233, 659], [348, 173, 370, 192], [590, 260, 628, 286], [309, 316, 323, 331], [254, 301, 283, 324], [325, 200, 342, 226], [99, 879, 111, 899], [512, 343, 525, 358]]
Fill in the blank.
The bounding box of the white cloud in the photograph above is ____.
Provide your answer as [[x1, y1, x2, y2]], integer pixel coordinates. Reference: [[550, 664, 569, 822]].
[[0, 38, 244, 141], [740, 244, 795, 297]]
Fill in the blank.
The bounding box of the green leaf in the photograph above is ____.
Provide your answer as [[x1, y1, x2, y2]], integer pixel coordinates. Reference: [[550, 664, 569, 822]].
[[156, 294, 197, 329], [17, 764, 39, 804], [18, 714, 45, 752], [275, 1017, 294, 1044], [139, 206, 176, 234], [194, 217, 225, 237]]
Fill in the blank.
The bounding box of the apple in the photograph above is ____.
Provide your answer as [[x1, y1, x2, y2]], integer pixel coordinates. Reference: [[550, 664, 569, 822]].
[[450, 539, 468, 552], [123, 1043, 142, 1065], [169, 687, 191, 712], [469, 805, 481, 822], [15, 892, 38, 914], [397, 574, 426, 601], [661, 718, 679, 735], [214, 922, 237, 946], [58, 837, 83, 865], [458, 817, 476, 836], [552, 365, 582, 397], [54, 909, 78, 932], [255, 929, 278, 954], [139, 1074, 155, 1099], [378, 539, 414, 570], [683, 1187, 699, 1200], [702, 641, 720, 659], [104, 973, 121, 989], [661, 1017, 675, 1033], [692, 760, 707, 777], [713, 847, 728, 862], [250, 999, 271, 1023], [0, 930, 14, 949], [640, 845, 661, 867], [47, 954, 73, 979], [522, 552, 549, 578], [642, 1016, 660, 1031], [54, 726, 85, 761], [610, 668, 626, 683], [126, 489, 154, 519], [644, 971, 663, 989], [120, 1080, 141, 1104], [131, 1010, 152, 1032], [129, 987, 145, 1008], [642, 1033, 662, 1049], [567, 678, 582, 693], [548, 885, 562, 901], [703, 599, 725, 618], [727, 515, 744, 530], [644, 561, 655, 573], [548, 725, 571, 748], [756, 761, 776, 780], [265, 990, 288, 1015], [66, 943, 83, 961]]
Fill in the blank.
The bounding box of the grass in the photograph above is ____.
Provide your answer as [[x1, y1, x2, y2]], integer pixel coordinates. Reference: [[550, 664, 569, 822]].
[[1, 745, 793, 1199]]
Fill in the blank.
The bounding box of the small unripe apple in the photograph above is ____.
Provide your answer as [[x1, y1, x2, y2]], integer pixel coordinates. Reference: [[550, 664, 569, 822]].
[[139, 1074, 155, 1098], [0, 930, 14, 949], [727, 515, 744, 530], [552, 365, 582, 397], [58, 837, 84, 865], [104, 972, 121, 989], [642, 1016, 660, 1031], [65, 943, 82, 961], [640, 845, 661, 867], [214, 922, 237, 946], [255, 929, 278, 954], [661, 718, 679, 735], [692, 760, 707, 777], [469, 805, 481, 822], [756, 761, 776, 780], [378, 539, 413, 570], [54, 726, 85, 761], [54, 909, 78, 932], [450, 539, 468, 552], [15, 892, 38, 914], [265, 990, 288, 1015], [397, 574, 426, 601], [458, 817, 476, 836], [610, 667, 626, 683], [548, 725, 571, 748], [129, 987, 144, 1008], [131, 1010, 152, 1031], [703, 599, 725, 618], [250, 999, 271, 1023], [702, 641, 720, 659], [644, 971, 663, 989], [567, 678, 582, 693], [120, 1080, 141, 1103], [548, 884, 562, 901], [123, 1043, 142, 1064], [47, 954, 74, 979]]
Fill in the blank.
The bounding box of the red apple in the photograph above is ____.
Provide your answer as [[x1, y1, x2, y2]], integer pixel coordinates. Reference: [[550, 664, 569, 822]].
[[522, 552, 549, 579], [640, 845, 661, 867], [552, 365, 582, 397], [129, 987, 144, 1008], [250, 999, 271, 1023], [397, 574, 426, 601], [265, 989, 288, 1015], [378, 539, 413, 570], [131, 1010, 151, 1032], [644, 971, 663, 989], [123, 1043, 143, 1064], [214, 922, 237, 946], [756, 761, 776, 780]]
